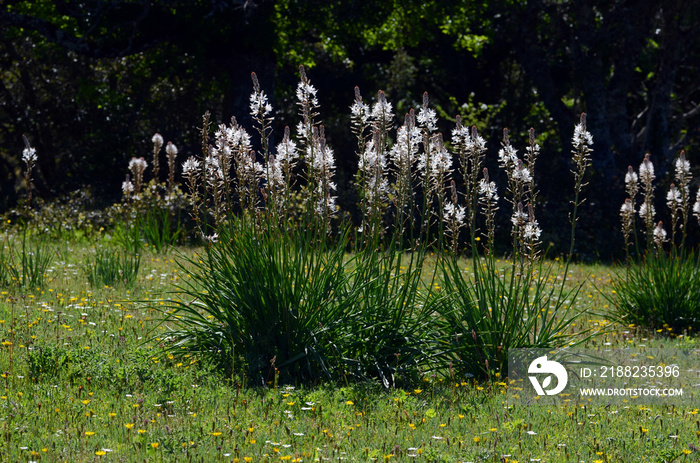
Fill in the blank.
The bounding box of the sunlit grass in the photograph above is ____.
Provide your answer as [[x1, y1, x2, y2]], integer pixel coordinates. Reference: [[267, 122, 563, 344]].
[[0, 239, 698, 461]]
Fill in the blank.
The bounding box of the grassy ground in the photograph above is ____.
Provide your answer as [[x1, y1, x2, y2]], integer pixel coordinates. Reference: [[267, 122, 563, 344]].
[[1, 239, 699, 462]]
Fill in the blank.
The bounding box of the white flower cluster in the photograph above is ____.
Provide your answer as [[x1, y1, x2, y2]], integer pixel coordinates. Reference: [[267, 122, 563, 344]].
[[452, 123, 486, 155], [22, 146, 37, 165], [638, 201, 655, 220], [182, 157, 200, 179], [498, 144, 518, 169], [359, 138, 389, 211], [309, 137, 338, 220], [128, 157, 148, 175], [390, 124, 421, 171], [620, 199, 634, 216], [572, 122, 594, 148], [675, 155, 691, 177], [523, 219, 542, 241], [350, 99, 370, 126], [478, 179, 498, 202], [417, 134, 452, 194], [417, 107, 437, 133], [653, 221, 667, 245], [296, 81, 319, 109], [513, 160, 532, 183], [666, 184, 681, 210], [152, 133, 164, 150], [266, 129, 299, 201], [444, 201, 466, 227], [166, 141, 178, 158], [121, 180, 134, 195], [250, 90, 273, 118], [639, 156, 655, 184], [371, 91, 393, 129]]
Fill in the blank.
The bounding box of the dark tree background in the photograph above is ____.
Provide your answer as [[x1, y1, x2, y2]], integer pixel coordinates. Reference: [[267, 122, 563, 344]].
[[1, 0, 699, 258]]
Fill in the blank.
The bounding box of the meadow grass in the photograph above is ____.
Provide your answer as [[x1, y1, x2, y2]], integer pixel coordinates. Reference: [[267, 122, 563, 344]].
[[0, 239, 698, 462]]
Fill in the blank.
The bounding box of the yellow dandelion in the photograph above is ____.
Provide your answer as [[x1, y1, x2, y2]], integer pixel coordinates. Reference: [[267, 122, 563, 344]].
[[211, 432, 222, 437], [151, 442, 159, 449], [85, 431, 95, 436], [125, 423, 134, 430], [345, 400, 354, 405], [96, 450, 106, 456]]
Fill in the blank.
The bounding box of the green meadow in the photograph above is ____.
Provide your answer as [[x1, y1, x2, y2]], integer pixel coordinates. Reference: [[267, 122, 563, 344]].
[[0, 236, 698, 462]]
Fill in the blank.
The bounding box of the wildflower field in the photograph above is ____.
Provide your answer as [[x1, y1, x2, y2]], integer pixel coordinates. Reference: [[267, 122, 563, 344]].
[[1, 244, 699, 462], [2, 68, 700, 462]]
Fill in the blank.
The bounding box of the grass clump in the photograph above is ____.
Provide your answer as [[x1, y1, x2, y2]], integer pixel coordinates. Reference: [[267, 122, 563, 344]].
[[164, 216, 358, 384], [611, 150, 700, 334], [610, 249, 700, 333], [83, 248, 141, 288]]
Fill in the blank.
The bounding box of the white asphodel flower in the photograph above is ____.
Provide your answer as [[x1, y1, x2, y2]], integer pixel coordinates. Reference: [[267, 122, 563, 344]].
[[511, 210, 527, 228], [513, 164, 532, 183], [653, 221, 667, 242], [371, 91, 393, 127], [523, 220, 542, 241], [498, 145, 518, 168], [182, 157, 200, 178], [572, 122, 594, 147], [666, 184, 681, 209], [693, 190, 700, 218], [250, 90, 273, 117], [350, 100, 370, 125], [478, 179, 498, 202], [296, 81, 319, 107], [675, 154, 691, 177], [639, 156, 655, 182], [129, 157, 148, 172], [625, 168, 638, 186], [620, 200, 634, 215], [275, 137, 298, 164], [639, 201, 655, 219], [417, 107, 437, 132], [22, 147, 37, 165], [152, 133, 164, 149], [166, 142, 178, 158], [121, 180, 134, 194], [444, 201, 466, 226]]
